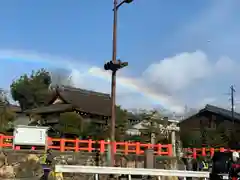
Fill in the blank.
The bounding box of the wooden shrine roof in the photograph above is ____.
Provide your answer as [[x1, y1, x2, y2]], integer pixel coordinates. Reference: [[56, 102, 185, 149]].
[[25, 86, 111, 117]]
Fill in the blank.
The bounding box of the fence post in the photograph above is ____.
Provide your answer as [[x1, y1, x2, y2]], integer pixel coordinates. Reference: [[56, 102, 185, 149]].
[[167, 144, 173, 157], [210, 148, 214, 157], [144, 148, 154, 169], [60, 139, 65, 152], [192, 148, 197, 159], [88, 139, 93, 153], [157, 144, 162, 155], [124, 142, 128, 155], [202, 148, 206, 157], [99, 140, 105, 153], [0, 135, 3, 150], [136, 142, 140, 155], [75, 139, 79, 152]]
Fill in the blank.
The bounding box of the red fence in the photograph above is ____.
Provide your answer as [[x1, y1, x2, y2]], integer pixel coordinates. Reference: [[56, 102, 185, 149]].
[[0, 135, 172, 156], [2, 135, 237, 158], [184, 147, 239, 159]]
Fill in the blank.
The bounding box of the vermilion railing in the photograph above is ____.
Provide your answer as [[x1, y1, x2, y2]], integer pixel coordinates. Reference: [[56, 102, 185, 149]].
[[0, 135, 172, 156], [184, 147, 239, 158], [2, 135, 238, 158]]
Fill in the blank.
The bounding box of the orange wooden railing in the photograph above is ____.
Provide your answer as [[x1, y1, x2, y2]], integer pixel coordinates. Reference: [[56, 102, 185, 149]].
[[0, 135, 173, 156], [184, 147, 239, 159]]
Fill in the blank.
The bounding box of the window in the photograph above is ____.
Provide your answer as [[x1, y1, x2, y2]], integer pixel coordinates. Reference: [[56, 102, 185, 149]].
[[208, 117, 216, 129]]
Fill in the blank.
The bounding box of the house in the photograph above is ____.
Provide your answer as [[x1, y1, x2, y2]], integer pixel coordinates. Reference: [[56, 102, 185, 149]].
[[24, 86, 111, 126], [179, 104, 240, 148]]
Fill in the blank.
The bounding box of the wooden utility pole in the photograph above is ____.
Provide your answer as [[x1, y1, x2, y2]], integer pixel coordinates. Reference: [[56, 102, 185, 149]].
[[104, 0, 134, 167]]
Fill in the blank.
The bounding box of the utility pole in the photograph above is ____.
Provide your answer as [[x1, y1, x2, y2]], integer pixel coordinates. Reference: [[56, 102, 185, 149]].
[[104, 0, 134, 167], [229, 85, 236, 149], [110, 0, 117, 168], [230, 85, 235, 124]]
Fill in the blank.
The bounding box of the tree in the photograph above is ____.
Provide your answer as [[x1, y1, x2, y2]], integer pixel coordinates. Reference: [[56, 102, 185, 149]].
[[140, 110, 170, 144], [202, 123, 230, 148], [53, 112, 84, 137], [0, 89, 15, 132], [87, 106, 129, 141], [180, 130, 202, 148], [115, 106, 129, 141], [10, 69, 51, 110]]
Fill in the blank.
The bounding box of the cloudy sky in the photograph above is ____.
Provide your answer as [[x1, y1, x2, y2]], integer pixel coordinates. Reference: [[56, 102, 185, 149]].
[[0, 0, 240, 114]]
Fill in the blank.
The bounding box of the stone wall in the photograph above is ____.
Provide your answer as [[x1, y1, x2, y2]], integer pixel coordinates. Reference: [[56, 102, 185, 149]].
[[0, 150, 93, 179], [0, 150, 185, 180]]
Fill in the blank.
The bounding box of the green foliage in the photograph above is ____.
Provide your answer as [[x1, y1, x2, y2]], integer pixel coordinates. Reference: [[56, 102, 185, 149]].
[[202, 123, 230, 147], [0, 89, 16, 132], [88, 106, 129, 141], [10, 69, 51, 110], [180, 130, 202, 148], [55, 112, 83, 136], [86, 122, 108, 140], [115, 106, 129, 141], [0, 107, 16, 132], [180, 122, 230, 148]]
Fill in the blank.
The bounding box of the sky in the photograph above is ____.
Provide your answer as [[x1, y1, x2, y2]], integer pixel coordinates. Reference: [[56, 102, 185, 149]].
[[1, 0, 240, 114]]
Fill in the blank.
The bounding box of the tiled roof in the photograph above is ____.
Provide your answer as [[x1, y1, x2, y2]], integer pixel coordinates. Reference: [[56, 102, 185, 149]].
[[25, 86, 112, 116], [56, 86, 111, 116], [200, 104, 240, 122], [24, 104, 73, 114], [181, 104, 240, 123]]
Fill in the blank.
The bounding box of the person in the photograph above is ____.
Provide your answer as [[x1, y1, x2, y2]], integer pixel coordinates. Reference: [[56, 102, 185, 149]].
[[46, 149, 54, 165], [232, 152, 239, 163], [229, 152, 240, 180], [199, 157, 209, 171], [210, 152, 232, 180], [182, 157, 193, 180], [40, 149, 54, 180]]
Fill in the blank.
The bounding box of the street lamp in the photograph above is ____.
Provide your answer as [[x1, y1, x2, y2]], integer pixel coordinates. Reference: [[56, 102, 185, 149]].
[[104, 0, 133, 167]]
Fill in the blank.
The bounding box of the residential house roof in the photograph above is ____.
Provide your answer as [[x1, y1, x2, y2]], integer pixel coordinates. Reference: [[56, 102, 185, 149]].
[[181, 104, 240, 123]]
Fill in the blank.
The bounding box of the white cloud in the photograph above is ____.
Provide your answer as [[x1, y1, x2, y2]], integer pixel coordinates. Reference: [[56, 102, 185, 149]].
[[142, 51, 211, 93]]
